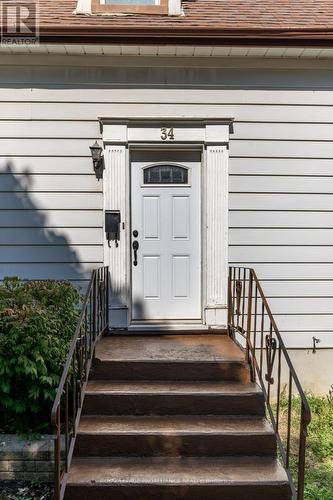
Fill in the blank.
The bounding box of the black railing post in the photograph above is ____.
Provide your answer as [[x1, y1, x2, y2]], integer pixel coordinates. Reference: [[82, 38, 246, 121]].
[[92, 272, 98, 364], [54, 405, 61, 500], [94, 271, 98, 340], [246, 269, 253, 366], [297, 403, 307, 500], [106, 266, 109, 330], [227, 267, 232, 337]]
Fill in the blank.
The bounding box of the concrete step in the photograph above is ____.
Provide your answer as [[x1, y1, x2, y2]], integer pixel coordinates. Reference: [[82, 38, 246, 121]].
[[65, 456, 291, 500], [74, 415, 277, 457], [91, 334, 250, 382], [91, 360, 250, 382], [82, 381, 265, 416]]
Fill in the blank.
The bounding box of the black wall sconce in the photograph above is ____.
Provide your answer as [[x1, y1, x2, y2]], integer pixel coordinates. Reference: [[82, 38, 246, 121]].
[[89, 141, 104, 179]]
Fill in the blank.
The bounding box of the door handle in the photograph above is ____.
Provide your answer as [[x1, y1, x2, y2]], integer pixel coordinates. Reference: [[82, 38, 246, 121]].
[[132, 240, 139, 266]]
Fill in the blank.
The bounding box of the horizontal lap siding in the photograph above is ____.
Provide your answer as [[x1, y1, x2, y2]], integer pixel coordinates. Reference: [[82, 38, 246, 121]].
[[230, 116, 333, 346], [0, 263, 95, 280], [0, 246, 103, 262], [230, 247, 333, 263], [0, 85, 104, 285], [0, 211, 103, 227], [0, 228, 103, 244], [2, 103, 333, 122], [0, 71, 333, 346], [0, 193, 103, 210]]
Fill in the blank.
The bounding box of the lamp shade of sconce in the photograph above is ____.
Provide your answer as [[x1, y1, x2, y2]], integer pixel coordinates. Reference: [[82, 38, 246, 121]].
[[89, 141, 103, 161], [89, 141, 104, 179]]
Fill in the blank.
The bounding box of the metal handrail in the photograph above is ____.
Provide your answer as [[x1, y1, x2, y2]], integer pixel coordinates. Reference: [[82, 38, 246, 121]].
[[51, 266, 109, 500], [228, 266, 311, 500]]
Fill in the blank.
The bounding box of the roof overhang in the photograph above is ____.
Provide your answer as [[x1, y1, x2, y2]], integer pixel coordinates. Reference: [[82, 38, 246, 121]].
[[35, 26, 333, 46], [3, 43, 333, 59]]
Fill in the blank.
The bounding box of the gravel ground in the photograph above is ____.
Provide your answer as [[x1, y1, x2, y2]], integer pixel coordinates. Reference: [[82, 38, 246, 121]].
[[0, 481, 52, 500]]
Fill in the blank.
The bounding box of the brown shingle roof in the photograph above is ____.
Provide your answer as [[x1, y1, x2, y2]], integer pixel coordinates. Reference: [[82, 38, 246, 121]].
[[28, 0, 333, 44]]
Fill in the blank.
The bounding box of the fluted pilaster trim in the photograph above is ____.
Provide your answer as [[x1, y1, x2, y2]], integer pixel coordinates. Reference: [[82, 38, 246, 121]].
[[206, 145, 228, 308], [104, 145, 127, 308]]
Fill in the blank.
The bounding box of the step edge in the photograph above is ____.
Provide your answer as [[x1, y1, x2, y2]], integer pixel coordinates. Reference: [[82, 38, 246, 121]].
[[84, 390, 264, 396], [79, 415, 268, 420], [86, 381, 259, 387], [94, 360, 247, 364], [69, 456, 285, 465], [67, 480, 290, 487], [76, 429, 275, 436]]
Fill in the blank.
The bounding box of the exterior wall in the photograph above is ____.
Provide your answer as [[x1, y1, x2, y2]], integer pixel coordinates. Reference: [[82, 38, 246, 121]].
[[0, 54, 333, 362], [282, 350, 332, 396]]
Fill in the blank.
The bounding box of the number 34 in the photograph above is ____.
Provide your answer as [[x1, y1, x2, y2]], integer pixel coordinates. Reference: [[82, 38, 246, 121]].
[[161, 127, 175, 141]]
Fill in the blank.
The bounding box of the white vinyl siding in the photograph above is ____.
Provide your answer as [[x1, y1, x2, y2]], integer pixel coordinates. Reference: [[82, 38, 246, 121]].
[[228, 113, 333, 348], [0, 57, 333, 346]]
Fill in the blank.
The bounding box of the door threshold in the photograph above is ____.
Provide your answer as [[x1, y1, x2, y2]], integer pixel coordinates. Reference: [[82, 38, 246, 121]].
[[127, 323, 209, 332]]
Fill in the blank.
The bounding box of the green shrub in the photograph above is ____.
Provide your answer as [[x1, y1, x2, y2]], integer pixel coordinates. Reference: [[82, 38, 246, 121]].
[[0, 277, 81, 434]]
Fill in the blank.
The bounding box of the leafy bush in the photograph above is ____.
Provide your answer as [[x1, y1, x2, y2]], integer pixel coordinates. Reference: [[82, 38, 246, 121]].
[[0, 480, 52, 500], [0, 277, 81, 434]]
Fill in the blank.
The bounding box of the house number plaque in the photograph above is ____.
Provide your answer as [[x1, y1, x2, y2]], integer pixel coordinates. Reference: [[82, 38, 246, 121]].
[[160, 127, 175, 140]]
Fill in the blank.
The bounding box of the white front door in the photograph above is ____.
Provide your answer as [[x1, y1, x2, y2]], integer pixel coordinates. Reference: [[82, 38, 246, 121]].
[[131, 150, 201, 321]]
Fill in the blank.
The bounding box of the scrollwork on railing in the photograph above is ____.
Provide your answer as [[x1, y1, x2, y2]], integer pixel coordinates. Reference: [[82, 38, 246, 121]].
[[265, 335, 277, 385], [235, 279, 242, 316]]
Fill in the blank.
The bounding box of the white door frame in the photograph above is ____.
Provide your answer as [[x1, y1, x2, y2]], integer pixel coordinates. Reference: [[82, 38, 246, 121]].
[[101, 118, 233, 330], [130, 149, 202, 323]]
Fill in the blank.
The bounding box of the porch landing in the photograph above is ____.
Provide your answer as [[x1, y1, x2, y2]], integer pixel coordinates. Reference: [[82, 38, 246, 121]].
[[91, 333, 248, 382], [95, 333, 243, 363]]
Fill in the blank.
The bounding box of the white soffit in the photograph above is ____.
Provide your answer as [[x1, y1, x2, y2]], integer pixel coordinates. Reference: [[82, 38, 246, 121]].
[[1, 45, 333, 59]]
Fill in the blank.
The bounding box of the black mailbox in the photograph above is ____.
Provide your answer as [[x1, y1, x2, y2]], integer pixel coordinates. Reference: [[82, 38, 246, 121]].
[[105, 210, 121, 246]]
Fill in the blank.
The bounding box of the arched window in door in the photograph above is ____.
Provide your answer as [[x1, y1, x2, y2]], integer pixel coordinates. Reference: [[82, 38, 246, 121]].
[[143, 164, 188, 184]]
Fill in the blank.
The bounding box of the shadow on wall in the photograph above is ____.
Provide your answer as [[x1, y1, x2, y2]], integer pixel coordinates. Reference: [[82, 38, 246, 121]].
[[0, 161, 85, 289], [0, 160, 148, 321]]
